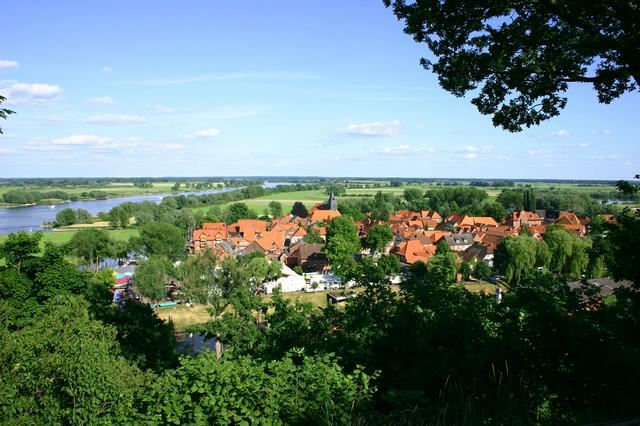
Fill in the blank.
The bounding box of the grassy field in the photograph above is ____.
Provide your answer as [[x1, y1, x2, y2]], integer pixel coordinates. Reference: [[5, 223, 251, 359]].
[[0, 228, 139, 247]]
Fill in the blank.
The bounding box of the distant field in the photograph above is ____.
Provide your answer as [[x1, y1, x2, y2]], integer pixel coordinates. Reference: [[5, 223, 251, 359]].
[[0, 181, 225, 206], [0, 228, 139, 247]]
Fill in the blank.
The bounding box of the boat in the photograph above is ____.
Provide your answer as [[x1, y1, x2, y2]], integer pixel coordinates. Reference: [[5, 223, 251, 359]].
[[49, 205, 55, 209]]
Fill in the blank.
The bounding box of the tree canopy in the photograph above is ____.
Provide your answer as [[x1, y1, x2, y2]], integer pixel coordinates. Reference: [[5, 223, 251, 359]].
[[384, 0, 640, 131]]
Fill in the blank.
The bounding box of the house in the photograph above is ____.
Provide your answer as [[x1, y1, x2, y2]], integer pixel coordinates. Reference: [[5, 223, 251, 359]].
[[554, 211, 587, 237], [393, 239, 437, 265], [420, 210, 443, 223], [287, 242, 329, 272], [460, 244, 494, 266], [192, 229, 226, 254], [443, 233, 476, 251], [506, 210, 543, 228], [227, 219, 268, 239]]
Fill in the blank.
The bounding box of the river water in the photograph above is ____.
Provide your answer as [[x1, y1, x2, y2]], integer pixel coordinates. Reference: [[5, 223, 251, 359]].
[[0, 183, 285, 235]]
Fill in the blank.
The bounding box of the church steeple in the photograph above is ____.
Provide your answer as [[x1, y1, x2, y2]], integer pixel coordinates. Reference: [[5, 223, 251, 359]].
[[327, 191, 337, 210]]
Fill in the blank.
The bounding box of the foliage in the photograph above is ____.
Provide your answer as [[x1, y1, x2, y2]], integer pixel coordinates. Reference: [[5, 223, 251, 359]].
[[0, 296, 147, 424], [362, 224, 394, 254], [137, 351, 375, 425], [291, 201, 309, 218], [134, 255, 173, 302], [225, 202, 257, 224], [139, 221, 185, 261], [0, 94, 15, 134], [302, 227, 324, 244], [0, 231, 42, 273], [96, 301, 178, 372], [494, 235, 548, 286], [68, 228, 114, 268], [324, 216, 361, 280], [385, 0, 640, 131], [268, 200, 283, 217]]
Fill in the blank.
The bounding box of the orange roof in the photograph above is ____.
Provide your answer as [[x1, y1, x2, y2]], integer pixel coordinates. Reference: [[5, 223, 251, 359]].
[[395, 239, 436, 264], [308, 209, 342, 222], [423, 230, 450, 244], [193, 228, 227, 241], [555, 211, 581, 226], [203, 222, 227, 231], [421, 210, 442, 220], [256, 231, 286, 251]]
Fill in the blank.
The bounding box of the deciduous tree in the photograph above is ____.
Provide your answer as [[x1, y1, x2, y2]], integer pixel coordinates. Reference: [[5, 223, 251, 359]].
[[385, 0, 640, 131]]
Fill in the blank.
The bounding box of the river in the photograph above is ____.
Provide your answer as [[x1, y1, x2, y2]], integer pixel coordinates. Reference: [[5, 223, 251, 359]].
[[0, 182, 285, 235]]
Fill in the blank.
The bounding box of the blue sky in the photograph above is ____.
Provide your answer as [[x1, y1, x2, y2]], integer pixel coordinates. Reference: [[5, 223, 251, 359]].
[[0, 1, 638, 179]]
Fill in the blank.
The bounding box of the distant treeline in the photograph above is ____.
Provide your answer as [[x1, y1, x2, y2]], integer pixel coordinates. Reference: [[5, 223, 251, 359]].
[[2, 190, 108, 205], [101, 184, 323, 230], [0, 177, 265, 187]]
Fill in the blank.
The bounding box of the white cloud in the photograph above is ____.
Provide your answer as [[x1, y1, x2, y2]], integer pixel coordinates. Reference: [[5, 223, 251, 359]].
[[0, 82, 62, 105], [154, 105, 176, 113], [462, 153, 479, 159], [86, 114, 146, 124], [86, 96, 114, 105], [160, 143, 184, 150], [375, 144, 434, 155], [526, 149, 553, 159], [603, 130, 612, 135], [34, 116, 64, 123], [0, 60, 19, 71], [23, 139, 70, 151], [590, 155, 620, 160], [337, 120, 401, 137], [194, 128, 221, 138], [416, 124, 424, 129], [0, 147, 16, 154], [53, 134, 112, 145], [551, 129, 571, 137], [100, 66, 112, 73], [565, 143, 589, 148]]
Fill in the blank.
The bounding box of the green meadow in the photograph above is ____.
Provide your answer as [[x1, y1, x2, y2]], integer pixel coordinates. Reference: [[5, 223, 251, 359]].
[[0, 228, 139, 247]]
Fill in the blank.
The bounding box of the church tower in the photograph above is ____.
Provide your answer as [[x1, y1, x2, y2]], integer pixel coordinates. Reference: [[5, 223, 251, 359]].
[[327, 191, 337, 210]]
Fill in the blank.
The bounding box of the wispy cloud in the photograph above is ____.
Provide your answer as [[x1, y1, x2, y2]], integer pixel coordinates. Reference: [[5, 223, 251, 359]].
[[550, 129, 571, 137], [154, 105, 176, 113], [160, 143, 184, 150], [138, 71, 318, 86], [100, 66, 112, 73], [526, 149, 553, 159], [565, 143, 590, 148], [193, 128, 221, 138], [374, 144, 434, 156], [86, 114, 146, 124], [0, 147, 16, 154], [0, 60, 19, 71], [86, 96, 114, 105], [0, 82, 62, 105], [337, 120, 401, 137], [590, 155, 620, 160], [33, 116, 65, 124]]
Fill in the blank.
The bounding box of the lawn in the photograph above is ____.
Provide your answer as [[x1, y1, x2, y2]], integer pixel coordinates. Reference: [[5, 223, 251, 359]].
[[0, 228, 139, 247]]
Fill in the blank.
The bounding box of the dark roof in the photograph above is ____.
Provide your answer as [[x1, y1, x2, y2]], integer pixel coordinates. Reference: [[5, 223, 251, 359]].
[[290, 242, 326, 261], [444, 233, 475, 246], [567, 277, 633, 296]]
